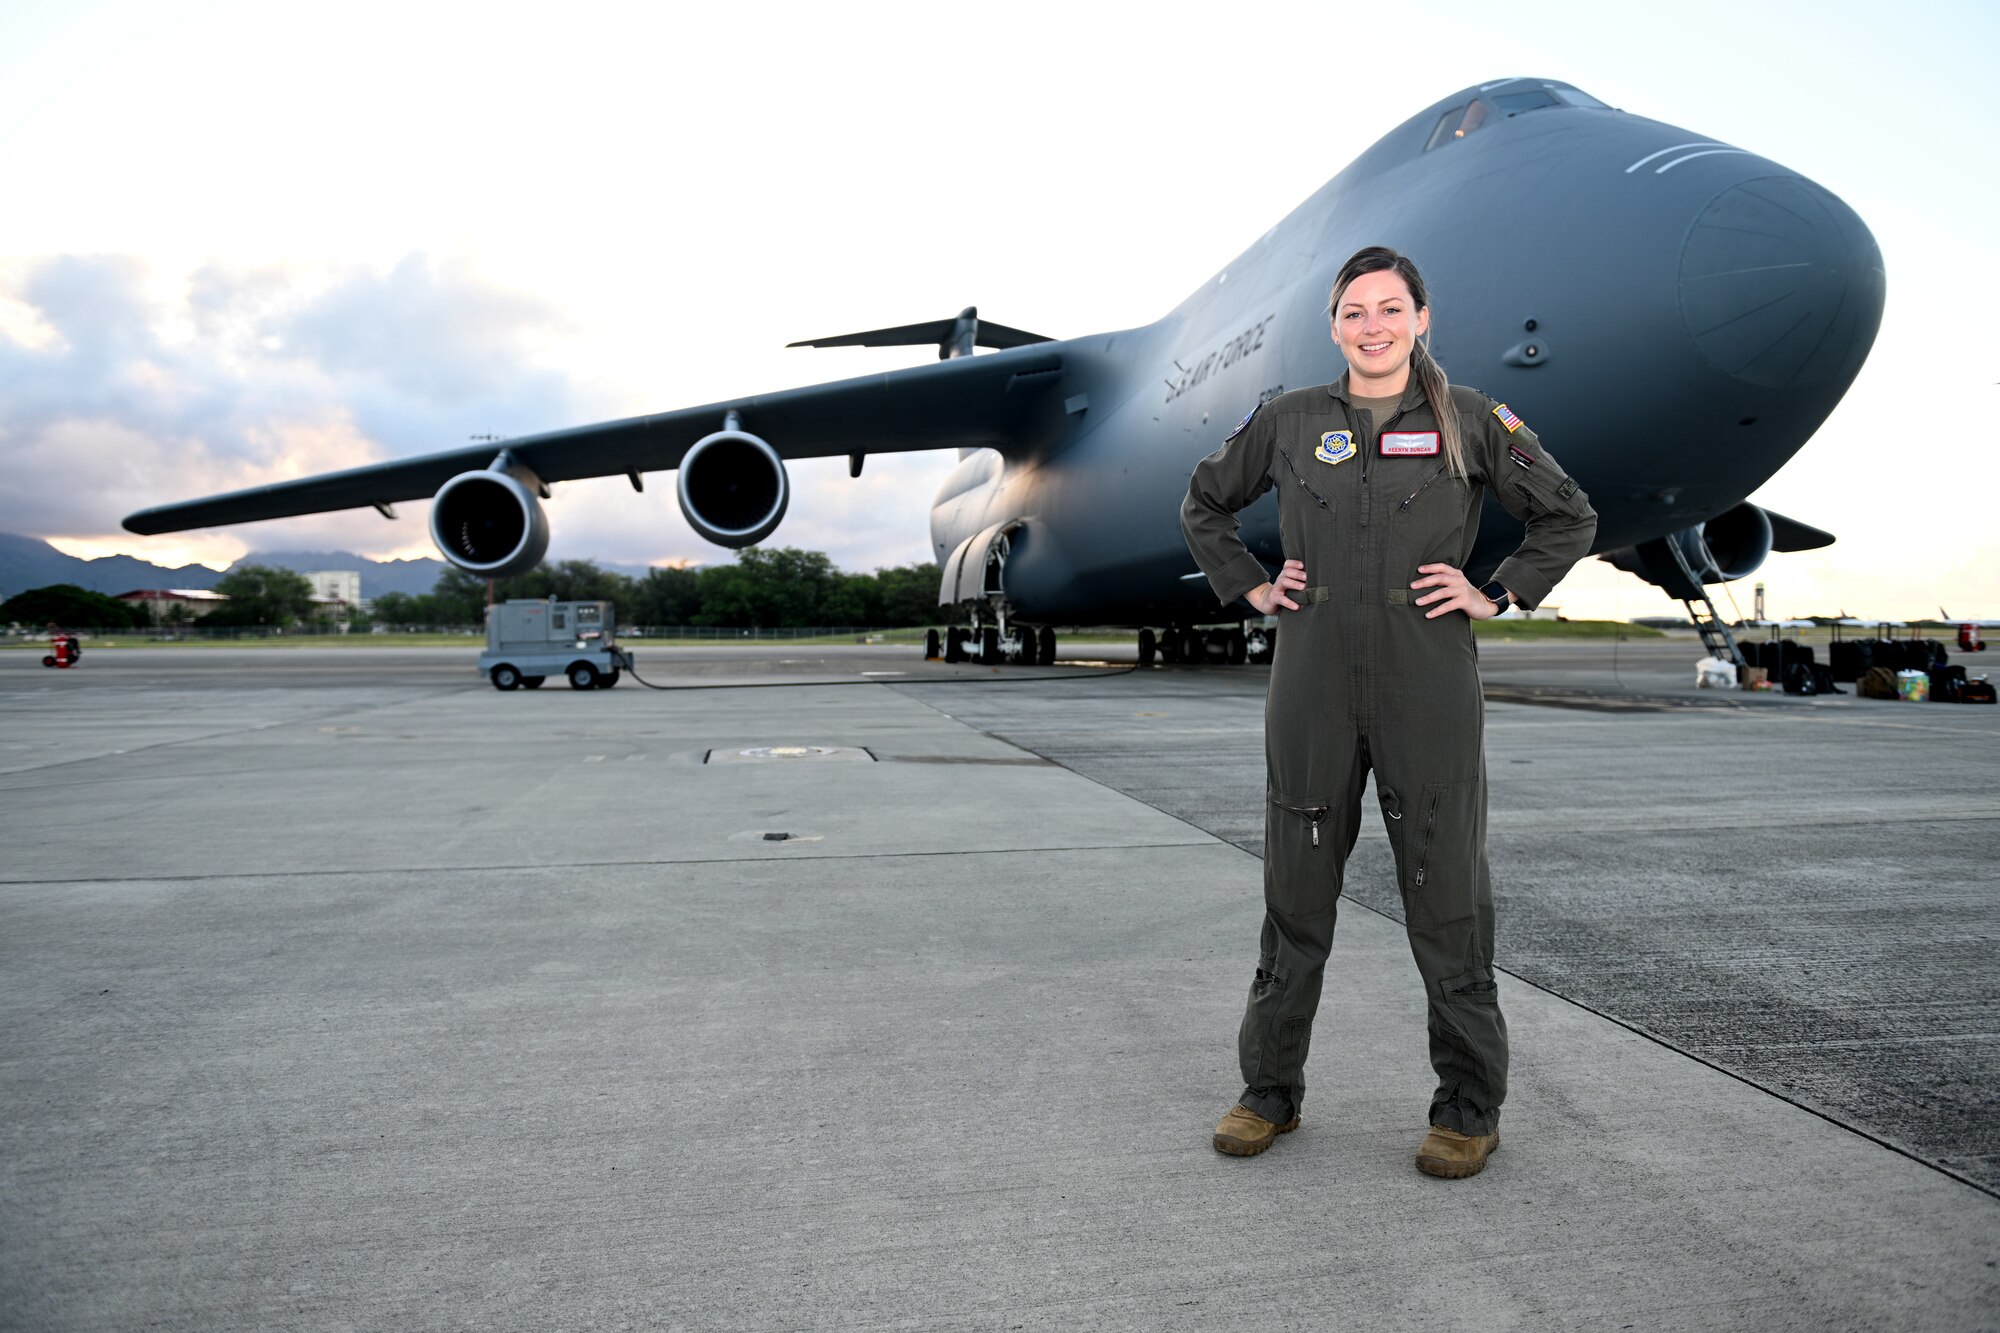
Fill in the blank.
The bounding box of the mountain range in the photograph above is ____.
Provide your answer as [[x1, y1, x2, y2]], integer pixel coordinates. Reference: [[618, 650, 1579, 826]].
[[0, 532, 656, 600]]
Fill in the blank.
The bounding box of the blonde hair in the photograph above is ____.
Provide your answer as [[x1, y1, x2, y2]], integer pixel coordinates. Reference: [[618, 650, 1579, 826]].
[[1328, 247, 1466, 479]]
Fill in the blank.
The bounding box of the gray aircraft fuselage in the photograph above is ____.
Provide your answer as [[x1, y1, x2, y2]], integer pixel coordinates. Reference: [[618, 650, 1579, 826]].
[[932, 77, 1881, 625], [124, 78, 1882, 629]]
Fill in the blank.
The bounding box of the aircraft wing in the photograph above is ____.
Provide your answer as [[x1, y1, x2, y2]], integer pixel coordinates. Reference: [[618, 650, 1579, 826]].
[[124, 345, 1065, 535]]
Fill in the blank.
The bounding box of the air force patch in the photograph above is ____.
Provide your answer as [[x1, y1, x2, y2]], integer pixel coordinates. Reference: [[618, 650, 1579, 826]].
[[1224, 406, 1259, 441], [1316, 430, 1356, 466]]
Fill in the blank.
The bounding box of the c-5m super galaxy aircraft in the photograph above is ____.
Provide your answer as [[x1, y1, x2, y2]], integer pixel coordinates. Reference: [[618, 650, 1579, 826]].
[[127, 77, 1883, 668]]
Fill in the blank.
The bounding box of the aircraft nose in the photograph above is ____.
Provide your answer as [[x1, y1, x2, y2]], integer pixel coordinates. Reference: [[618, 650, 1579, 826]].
[[1678, 176, 1885, 389]]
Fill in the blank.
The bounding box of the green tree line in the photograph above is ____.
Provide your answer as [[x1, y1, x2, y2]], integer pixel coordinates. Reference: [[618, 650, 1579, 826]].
[[4, 549, 943, 631], [371, 549, 941, 628]]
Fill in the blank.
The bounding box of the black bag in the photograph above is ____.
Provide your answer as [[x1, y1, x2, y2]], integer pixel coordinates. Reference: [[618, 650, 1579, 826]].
[[1784, 663, 1818, 696], [1931, 664, 1967, 702], [1810, 664, 1842, 695], [1830, 640, 1869, 682], [1962, 678, 1996, 704]]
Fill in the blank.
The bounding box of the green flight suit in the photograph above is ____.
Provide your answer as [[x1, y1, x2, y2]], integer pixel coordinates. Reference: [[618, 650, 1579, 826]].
[[1181, 373, 1597, 1135]]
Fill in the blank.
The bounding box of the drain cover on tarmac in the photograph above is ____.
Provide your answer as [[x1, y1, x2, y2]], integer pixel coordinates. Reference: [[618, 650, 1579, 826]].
[[706, 745, 874, 763]]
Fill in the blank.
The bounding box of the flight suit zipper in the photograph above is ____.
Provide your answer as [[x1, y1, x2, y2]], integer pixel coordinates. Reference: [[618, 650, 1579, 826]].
[[1276, 447, 1330, 510], [1413, 787, 1442, 887], [1398, 464, 1449, 514], [1269, 796, 1330, 847]]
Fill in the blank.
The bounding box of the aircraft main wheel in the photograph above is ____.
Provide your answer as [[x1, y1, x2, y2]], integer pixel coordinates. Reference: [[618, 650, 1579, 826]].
[[568, 662, 600, 690], [1228, 628, 1248, 665], [981, 627, 1000, 661], [924, 628, 941, 660], [1039, 626, 1056, 663], [597, 669, 621, 689], [945, 627, 965, 663], [1138, 628, 1156, 666], [1182, 628, 1205, 662], [492, 663, 522, 691], [1016, 628, 1038, 666], [522, 676, 546, 689]]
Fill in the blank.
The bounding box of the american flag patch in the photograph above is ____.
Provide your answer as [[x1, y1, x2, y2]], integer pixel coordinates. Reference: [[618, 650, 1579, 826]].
[[1493, 403, 1524, 434]]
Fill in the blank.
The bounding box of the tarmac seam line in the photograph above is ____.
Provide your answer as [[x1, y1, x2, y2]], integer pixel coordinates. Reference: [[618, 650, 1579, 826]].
[[0, 839, 1229, 889]]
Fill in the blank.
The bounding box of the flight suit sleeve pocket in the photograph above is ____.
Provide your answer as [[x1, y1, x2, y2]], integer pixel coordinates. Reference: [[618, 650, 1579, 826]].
[[1401, 779, 1483, 930]]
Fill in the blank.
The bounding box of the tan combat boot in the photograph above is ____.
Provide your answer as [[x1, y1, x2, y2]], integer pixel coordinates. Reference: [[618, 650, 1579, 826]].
[[1212, 1104, 1300, 1156], [1415, 1124, 1500, 1178]]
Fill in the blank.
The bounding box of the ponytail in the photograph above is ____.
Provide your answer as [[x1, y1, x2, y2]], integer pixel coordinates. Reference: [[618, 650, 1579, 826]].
[[1409, 337, 1467, 479]]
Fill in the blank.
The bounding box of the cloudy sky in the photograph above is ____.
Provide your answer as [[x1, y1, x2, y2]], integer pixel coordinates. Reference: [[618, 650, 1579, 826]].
[[2, 0, 1995, 620]]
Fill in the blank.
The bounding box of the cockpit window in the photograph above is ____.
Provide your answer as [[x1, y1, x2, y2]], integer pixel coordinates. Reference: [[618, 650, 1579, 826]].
[[1424, 83, 1605, 150], [1551, 86, 1606, 109], [1491, 89, 1559, 116], [1425, 100, 1488, 149]]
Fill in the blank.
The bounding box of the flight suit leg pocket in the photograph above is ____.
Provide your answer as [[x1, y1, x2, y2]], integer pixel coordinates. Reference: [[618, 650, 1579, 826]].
[[1402, 779, 1482, 930], [1264, 791, 1334, 920]]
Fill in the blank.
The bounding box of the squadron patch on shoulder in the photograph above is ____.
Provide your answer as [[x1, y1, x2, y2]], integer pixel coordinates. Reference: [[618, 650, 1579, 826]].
[[1316, 430, 1356, 466], [1224, 405, 1259, 442], [1492, 402, 1525, 434]]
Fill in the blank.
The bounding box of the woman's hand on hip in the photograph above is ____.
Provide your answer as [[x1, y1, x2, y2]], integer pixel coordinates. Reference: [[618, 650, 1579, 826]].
[[1412, 563, 1504, 620], [1247, 559, 1308, 614]]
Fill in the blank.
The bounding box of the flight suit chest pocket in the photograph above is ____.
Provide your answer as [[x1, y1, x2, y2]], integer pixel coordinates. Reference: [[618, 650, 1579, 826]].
[[1393, 465, 1467, 554], [1276, 447, 1335, 522], [1400, 779, 1483, 930]]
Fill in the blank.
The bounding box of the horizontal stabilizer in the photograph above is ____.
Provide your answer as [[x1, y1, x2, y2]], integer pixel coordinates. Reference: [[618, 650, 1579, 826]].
[[1763, 507, 1835, 552], [789, 306, 1054, 360]]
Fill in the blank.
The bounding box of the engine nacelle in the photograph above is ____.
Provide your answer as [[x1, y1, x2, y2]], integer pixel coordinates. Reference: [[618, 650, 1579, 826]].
[[428, 464, 551, 578], [1603, 502, 1774, 600], [677, 428, 789, 548]]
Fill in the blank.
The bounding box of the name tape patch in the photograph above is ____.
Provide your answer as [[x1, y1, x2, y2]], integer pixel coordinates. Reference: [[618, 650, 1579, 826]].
[[1316, 430, 1356, 465], [1379, 431, 1440, 457], [1492, 403, 1525, 434]]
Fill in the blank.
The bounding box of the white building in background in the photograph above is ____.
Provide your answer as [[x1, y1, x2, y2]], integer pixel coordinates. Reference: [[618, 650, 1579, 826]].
[[304, 571, 361, 606]]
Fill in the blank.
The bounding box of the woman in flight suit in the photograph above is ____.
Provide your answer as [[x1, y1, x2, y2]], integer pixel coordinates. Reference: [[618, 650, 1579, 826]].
[[1181, 246, 1597, 1178]]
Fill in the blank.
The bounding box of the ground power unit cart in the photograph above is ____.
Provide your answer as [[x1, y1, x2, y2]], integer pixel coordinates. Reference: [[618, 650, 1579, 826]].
[[480, 599, 633, 691]]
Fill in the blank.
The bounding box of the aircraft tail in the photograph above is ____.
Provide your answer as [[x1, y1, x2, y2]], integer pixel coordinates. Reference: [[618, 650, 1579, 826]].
[[789, 306, 1055, 360]]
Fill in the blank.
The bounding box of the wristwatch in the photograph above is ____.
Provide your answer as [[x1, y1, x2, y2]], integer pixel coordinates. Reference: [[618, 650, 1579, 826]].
[[1479, 579, 1511, 611]]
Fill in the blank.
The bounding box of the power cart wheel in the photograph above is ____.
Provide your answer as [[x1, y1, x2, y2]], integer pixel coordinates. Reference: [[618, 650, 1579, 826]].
[[567, 662, 599, 690], [596, 669, 620, 689], [491, 664, 522, 691], [522, 676, 546, 689]]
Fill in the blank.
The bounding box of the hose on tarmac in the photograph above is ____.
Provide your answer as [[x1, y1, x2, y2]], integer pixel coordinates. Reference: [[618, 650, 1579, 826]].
[[620, 653, 1141, 691]]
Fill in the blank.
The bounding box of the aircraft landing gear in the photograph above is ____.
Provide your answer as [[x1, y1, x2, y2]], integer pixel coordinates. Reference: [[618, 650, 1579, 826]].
[[924, 628, 941, 660], [1136, 621, 1269, 667]]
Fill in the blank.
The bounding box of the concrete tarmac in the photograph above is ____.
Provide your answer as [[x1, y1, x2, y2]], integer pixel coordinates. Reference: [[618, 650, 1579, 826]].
[[1, 641, 1995, 1331]]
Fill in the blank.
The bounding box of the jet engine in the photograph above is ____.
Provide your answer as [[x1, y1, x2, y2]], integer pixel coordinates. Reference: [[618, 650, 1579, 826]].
[[677, 426, 789, 548], [428, 460, 551, 579], [1602, 502, 1774, 601]]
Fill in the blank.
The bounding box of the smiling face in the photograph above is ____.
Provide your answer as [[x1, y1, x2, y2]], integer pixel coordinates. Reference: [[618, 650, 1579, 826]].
[[1330, 267, 1432, 397]]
